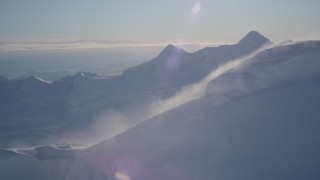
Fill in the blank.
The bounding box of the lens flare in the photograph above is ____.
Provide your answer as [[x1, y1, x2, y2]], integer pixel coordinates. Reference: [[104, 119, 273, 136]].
[[115, 171, 130, 180], [192, 2, 201, 15]]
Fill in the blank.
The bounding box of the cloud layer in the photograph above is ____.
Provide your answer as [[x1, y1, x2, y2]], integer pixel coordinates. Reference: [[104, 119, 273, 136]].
[[0, 40, 222, 52]]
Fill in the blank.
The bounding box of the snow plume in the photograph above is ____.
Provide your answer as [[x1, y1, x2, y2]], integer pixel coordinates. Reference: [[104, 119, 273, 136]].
[[87, 110, 132, 143], [56, 109, 136, 146], [61, 45, 272, 145], [58, 101, 155, 145], [147, 45, 272, 119]]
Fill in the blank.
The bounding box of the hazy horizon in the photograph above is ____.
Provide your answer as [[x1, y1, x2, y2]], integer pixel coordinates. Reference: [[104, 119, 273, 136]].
[[1, 0, 319, 42], [0, 41, 225, 79], [1, 0, 320, 79]]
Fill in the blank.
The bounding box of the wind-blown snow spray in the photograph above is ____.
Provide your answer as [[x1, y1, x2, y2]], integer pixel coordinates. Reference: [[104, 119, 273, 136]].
[[147, 45, 272, 119], [74, 45, 272, 145]]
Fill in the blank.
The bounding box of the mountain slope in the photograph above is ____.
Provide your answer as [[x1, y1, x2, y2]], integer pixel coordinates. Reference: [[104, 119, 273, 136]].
[[121, 31, 272, 90], [81, 78, 320, 180], [79, 40, 320, 180], [0, 31, 272, 147], [206, 40, 320, 104], [2, 77, 319, 180], [0, 36, 320, 180]]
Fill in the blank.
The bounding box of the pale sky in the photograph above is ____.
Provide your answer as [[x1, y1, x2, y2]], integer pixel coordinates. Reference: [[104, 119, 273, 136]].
[[0, 0, 320, 42]]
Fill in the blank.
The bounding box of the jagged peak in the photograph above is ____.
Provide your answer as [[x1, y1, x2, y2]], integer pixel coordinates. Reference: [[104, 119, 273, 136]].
[[159, 44, 186, 56], [238, 31, 271, 46], [164, 44, 178, 51]]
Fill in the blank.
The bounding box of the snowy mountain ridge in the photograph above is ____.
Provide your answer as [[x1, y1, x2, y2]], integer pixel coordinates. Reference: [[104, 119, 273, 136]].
[[1, 32, 320, 180]]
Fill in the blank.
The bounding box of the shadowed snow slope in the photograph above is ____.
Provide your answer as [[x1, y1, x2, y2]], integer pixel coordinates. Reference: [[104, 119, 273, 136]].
[[1, 34, 320, 180], [0, 31, 271, 147], [122, 31, 271, 90], [81, 78, 320, 180], [75, 41, 320, 180], [2, 77, 320, 180], [206, 41, 320, 104]]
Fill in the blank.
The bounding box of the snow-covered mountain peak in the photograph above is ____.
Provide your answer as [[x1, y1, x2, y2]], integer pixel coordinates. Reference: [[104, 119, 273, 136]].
[[238, 31, 271, 46], [163, 44, 177, 51], [159, 44, 186, 57]]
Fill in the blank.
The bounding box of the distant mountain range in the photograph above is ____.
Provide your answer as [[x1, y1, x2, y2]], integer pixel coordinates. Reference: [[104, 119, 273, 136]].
[[0, 31, 272, 147], [1, 31, 320, 180]]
